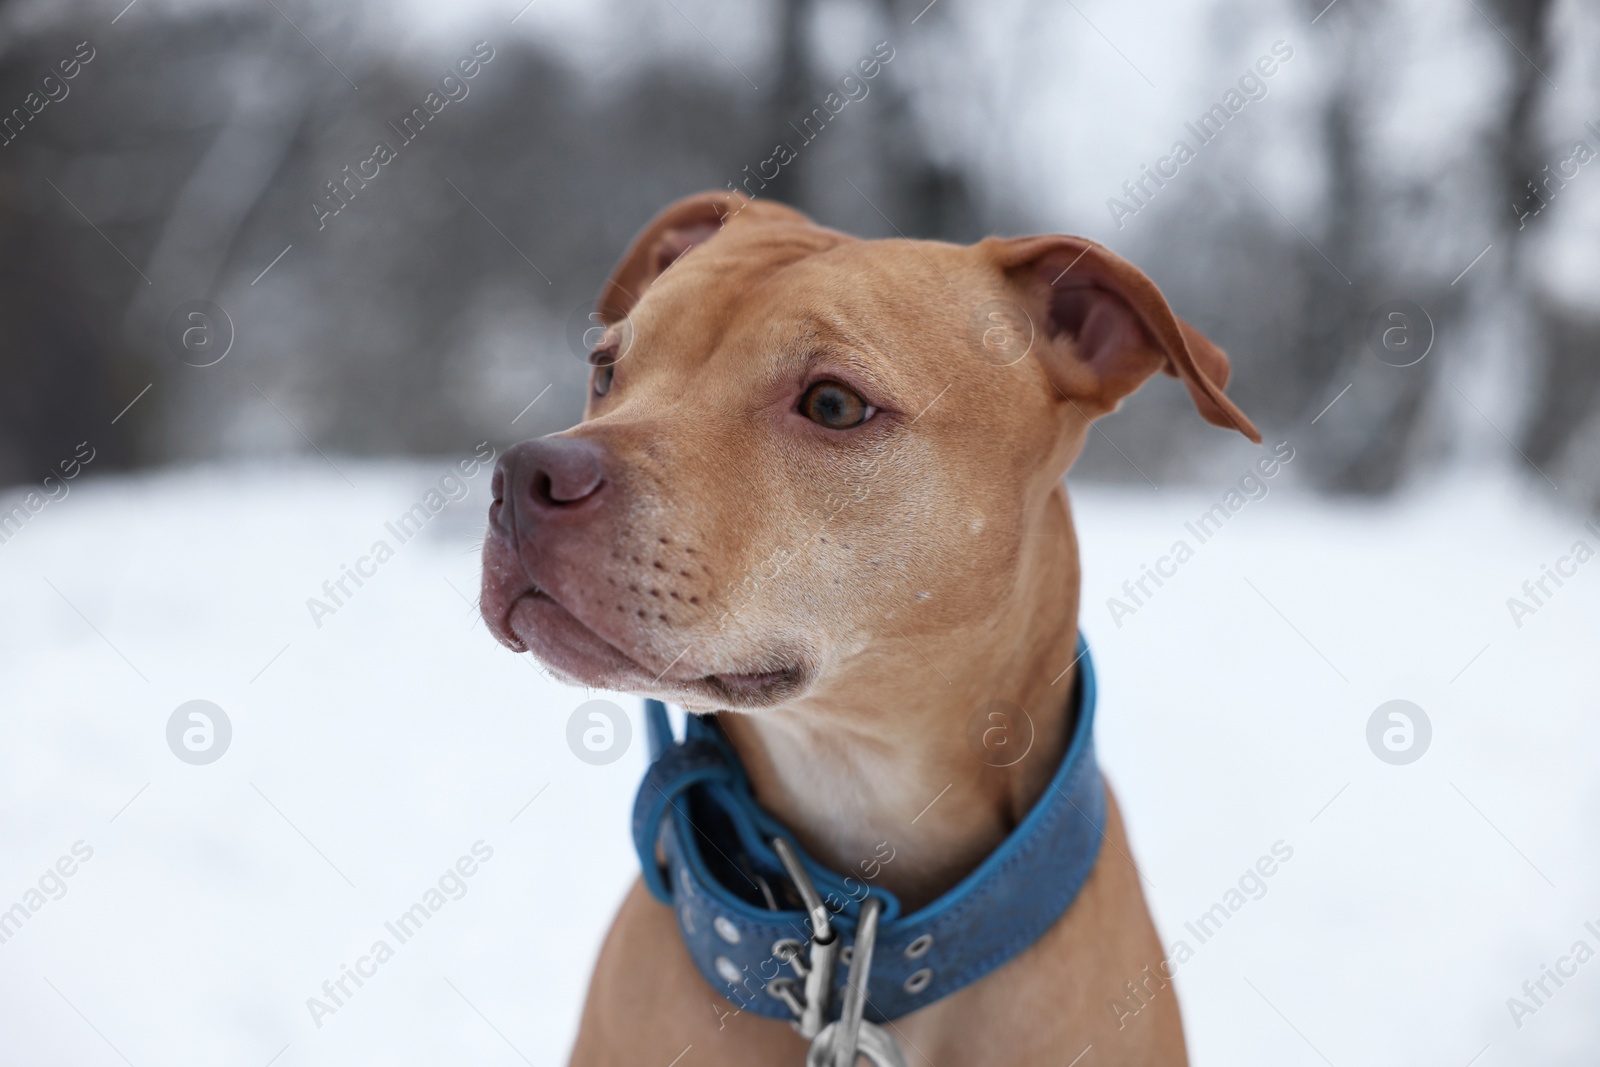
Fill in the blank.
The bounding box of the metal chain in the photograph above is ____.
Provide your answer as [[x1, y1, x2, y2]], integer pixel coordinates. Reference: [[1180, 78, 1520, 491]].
[[768, 838, 907, 1067]]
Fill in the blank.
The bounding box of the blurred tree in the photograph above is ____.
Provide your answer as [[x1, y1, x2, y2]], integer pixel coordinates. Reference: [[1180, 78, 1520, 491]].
[[1496, 0, 1600, 505]]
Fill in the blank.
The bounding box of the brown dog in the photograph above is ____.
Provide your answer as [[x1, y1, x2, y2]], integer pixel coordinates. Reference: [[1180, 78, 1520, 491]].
[[480, 190, 1259, 1066]]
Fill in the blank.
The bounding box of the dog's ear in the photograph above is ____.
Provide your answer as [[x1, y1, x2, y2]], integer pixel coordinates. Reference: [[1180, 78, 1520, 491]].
[[984, 235, 1261, 442], [596, 191, 810, 325]]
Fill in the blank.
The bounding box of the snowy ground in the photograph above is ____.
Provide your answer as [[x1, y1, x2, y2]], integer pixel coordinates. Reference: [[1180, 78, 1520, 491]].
[[1, 458, 1596, 1066]]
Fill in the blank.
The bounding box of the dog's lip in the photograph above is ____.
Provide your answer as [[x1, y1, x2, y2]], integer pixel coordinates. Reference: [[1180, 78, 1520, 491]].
[[501, 584, 806, 704], [503, 585, 648, 672]]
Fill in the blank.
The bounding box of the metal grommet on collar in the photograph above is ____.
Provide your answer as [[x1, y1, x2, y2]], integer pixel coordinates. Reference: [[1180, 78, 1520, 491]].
[[714, 956, 742, 984], [840, 945, 854, 966], [713, 916, 742, 944], [772, 938, 804, 963], [680, 905, 696, 935], [904, 968, 933, 994], [679, 867, 694, 896], [904, 934, 933, 959], [767, 976, 805, 1018]]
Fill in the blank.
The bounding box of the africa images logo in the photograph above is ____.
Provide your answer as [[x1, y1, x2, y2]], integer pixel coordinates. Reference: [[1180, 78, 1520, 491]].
[[312, 41, 496, 231], [304, 443, 495, 628], [1106, 41, 1294, 230], [566, 700, 632, 765], [305, 841, 495, 1028], [166, 700, 232, 765]]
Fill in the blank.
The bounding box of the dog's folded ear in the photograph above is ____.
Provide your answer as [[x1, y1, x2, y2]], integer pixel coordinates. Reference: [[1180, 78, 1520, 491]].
[[984, 235, 1261, 443], [596, 190, 811, 325]]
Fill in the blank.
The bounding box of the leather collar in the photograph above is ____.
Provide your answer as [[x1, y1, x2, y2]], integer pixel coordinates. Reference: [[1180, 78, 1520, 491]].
[[631, 635, 1104, 1022]]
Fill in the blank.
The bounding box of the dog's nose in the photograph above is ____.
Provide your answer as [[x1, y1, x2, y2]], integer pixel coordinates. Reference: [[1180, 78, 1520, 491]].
[[490, 437, 607, 538]]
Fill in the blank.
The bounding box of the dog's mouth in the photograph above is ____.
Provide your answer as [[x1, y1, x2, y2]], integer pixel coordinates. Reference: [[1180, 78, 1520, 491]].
[[497, 584, 805, 708], [696, 665, 807, 706]]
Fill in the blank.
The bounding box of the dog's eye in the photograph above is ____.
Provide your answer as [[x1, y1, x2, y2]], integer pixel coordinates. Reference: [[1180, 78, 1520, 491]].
[[799, 381, 872, 429], [590, 358, 614, 397]]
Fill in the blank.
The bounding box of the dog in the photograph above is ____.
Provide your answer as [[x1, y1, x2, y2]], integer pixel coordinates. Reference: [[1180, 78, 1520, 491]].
[[480, 190, 1259, 1066]]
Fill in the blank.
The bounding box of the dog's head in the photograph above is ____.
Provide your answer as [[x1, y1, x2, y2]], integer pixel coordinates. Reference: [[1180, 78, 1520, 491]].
[[480, 191, 1258, 710]]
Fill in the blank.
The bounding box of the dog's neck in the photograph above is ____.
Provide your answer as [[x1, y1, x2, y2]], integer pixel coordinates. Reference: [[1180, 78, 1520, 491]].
[[716, 484, 1082, 911]]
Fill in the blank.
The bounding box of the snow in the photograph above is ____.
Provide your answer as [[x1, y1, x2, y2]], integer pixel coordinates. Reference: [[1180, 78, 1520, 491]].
[[1, 459, 1596, 1066]]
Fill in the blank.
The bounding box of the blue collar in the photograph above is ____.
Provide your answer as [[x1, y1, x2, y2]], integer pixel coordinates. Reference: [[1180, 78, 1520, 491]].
[[631, 635, 1104, 1022]]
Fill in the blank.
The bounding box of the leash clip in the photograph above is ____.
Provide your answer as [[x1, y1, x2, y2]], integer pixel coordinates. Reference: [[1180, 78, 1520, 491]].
[[771, 837, 839, 1040], [769, 838, 907, 1067]]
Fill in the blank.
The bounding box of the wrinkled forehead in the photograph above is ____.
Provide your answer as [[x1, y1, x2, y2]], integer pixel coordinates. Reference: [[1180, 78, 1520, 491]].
[[612, 228, 984, 394]]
